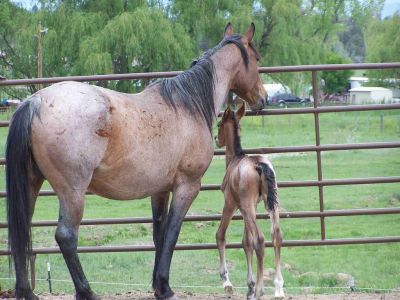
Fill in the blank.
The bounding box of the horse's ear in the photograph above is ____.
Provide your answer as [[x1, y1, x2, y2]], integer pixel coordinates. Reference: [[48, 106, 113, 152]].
[[244, 22, 255, 42], [236, 100, 246, 122], [224, 23, 234, 38]]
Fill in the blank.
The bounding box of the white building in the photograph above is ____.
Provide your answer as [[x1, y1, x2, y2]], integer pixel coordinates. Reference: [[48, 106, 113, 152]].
[[263, 84, 290, 100], [349, 87, 393, 104], [349, 76, 369, 89]]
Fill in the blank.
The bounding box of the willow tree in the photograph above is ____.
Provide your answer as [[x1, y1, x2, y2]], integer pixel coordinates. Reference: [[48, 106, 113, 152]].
[[77, 8, 194, 92]]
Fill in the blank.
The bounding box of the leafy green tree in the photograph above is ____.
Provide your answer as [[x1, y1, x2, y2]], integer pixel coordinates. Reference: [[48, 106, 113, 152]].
[[365, 15, 400, 87], [321, 52, 352, 94]]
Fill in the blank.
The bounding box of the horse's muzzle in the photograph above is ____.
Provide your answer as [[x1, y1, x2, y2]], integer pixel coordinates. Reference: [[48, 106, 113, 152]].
[[249, 98, 265, 111]]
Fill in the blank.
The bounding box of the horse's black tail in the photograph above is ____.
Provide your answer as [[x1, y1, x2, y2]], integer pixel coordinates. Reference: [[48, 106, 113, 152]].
[[256, 162, 278, 212], [6, 96, 41, 285]]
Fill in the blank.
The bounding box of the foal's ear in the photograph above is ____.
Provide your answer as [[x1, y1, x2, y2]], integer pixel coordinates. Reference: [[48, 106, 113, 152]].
[[224, 23, 234, 38], [244, 22, 255, 42], [236, 100, 246, 123], [222, 106, 231, 120]]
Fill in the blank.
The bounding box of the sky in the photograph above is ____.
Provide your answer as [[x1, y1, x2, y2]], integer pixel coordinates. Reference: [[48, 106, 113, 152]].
[[10, 0, 400, 19], [382, 0, 400, 17]]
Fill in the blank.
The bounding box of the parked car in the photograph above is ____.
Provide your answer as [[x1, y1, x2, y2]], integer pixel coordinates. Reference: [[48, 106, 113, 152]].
[[270, 93, 308, 105]]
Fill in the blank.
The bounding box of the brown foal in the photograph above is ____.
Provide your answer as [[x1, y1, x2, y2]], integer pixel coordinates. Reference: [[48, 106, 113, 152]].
[[215, 100, 284, 299]]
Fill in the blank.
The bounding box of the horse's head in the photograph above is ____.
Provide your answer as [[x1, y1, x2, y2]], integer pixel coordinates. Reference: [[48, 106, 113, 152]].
[[224, 23, 266, 111], [215, 99, 245, 148]]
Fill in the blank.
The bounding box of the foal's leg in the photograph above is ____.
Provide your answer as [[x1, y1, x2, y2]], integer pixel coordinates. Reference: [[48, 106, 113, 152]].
[[15, 173, 44, 300], [216, 195, 237, 295], [242, 208, 265, 300], [242, 228, 255, 300], [55, 186, 99, 300], [270, 209, 284, 299], [153, 180, 200, 300], [151, 192, 170, 288]]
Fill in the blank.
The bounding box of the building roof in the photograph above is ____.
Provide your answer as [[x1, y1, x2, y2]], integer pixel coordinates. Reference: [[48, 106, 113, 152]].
[[349, 87, 391, 92], [349, 76, 369, 82]]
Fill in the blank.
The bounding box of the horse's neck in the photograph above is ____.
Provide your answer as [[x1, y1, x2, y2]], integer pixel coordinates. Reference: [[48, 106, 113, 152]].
[[211, 45, 242, 116]]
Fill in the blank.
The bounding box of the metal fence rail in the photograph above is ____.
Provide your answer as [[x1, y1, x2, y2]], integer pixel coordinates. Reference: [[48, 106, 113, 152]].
[[1, 63, 400, 286]]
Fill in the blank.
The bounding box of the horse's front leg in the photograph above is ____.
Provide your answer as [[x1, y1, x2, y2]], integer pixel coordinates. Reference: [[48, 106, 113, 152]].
[[151, 192, 170, 289], [153, 180, 200, 300]]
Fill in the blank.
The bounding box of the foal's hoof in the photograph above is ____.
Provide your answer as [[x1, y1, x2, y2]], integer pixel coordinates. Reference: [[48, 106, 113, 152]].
[[247, 293, 256, 300], [274, 290, 285, 299], [165, 294, 179, 300], [224, 284, 233, 296]]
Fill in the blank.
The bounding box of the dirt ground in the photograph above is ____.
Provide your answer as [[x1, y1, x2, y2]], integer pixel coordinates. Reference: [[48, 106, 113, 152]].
[[1, 291, 398, 300]]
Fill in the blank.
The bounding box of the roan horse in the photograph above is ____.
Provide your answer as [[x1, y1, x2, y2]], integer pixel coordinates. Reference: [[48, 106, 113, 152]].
[[215, 100, 284, 299], [6, 23, 266, 300]]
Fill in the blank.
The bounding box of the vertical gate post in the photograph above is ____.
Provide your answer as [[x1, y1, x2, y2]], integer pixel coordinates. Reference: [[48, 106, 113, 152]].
[[312, 71, 326, 240]]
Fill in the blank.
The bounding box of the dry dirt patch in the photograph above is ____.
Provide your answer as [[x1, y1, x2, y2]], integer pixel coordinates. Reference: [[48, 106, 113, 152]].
[[18, 291, 399, 300]]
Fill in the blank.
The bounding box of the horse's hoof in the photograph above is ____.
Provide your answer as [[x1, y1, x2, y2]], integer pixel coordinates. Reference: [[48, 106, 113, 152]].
[[155, 292, 179, 300], [76, 292, 101, 300], [21, 292, 39, 300], [224, 284, 233, 296], [28, 294, 39, 300]]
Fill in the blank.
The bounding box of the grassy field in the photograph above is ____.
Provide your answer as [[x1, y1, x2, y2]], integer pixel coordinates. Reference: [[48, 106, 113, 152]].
[[0, 104, 399, 296]]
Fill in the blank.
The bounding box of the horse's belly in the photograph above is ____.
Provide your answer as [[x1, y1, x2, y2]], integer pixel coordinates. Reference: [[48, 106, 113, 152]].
[[88, 165, 173, 200]]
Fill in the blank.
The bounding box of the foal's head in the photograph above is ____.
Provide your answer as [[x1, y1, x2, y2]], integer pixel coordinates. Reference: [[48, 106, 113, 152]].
[[224, 23, 267, 111], [215, 100, 245, 149]]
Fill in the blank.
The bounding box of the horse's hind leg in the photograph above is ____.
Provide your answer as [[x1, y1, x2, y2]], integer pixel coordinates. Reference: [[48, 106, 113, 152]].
[[270, 209, 284, 299], [15, 172, 44, 300], [54, 187, 99, 300], [216, 196, 237, 295], [242, 208, 265, 300]]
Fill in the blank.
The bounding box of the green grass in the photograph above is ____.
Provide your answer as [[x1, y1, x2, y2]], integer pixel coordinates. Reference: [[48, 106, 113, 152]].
[[0, 107, 400, 296]]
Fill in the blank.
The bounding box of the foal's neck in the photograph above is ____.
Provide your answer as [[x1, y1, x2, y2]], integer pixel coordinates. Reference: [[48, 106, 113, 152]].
[[224, 120, 244, 168]]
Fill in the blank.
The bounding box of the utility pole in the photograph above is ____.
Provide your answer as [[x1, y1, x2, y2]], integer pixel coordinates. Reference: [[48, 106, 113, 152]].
[[37, 22, 48, 90]]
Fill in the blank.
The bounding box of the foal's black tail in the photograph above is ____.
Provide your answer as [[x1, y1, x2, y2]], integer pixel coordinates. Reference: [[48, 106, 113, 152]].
[[256, 162, 278, 211], [6, 96, 41, 289]]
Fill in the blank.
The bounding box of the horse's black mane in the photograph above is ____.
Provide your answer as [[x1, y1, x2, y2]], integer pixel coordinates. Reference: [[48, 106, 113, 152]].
[[152, 35, 251, 132]]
